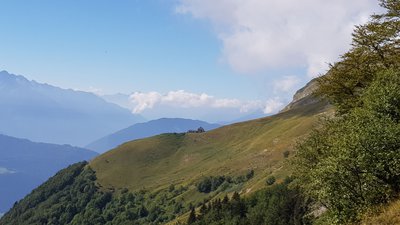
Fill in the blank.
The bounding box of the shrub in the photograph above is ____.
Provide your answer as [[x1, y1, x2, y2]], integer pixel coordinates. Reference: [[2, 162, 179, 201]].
[[283, 150, 290, 158], [266, 176, 276, 186]]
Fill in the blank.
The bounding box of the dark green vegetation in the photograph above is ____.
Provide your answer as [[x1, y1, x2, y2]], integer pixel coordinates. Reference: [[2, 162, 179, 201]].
[[1, 1, 399, 225], [316, 0, 400, 115], [0, 94, 325, 225], [90, 100, 326, 193], [0, 134, 97, 213], [266, 176, 276, 186], [295, 70, 400, 224], [0, 162, 193, 225], [0, 161, 308, 225], [295, 1, 400, 224], [196, 171, 254, 193], [186, 179, 310, 225]]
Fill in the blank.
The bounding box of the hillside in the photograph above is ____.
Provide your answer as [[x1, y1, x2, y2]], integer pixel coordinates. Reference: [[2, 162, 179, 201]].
[[90, 100, 328, 192], [0, 134, 97, 214], [1, 1, 398, 224], [359, 199, 400, 225], [0, 69, 331, 225], [280, 78, 319, 113], [0, 70, 144, 146], [87, 118, 220, 153]]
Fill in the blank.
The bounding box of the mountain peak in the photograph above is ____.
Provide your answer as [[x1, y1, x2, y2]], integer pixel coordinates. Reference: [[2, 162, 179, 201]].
[[0, 70, 144, 146], [281, 78, 320, 112], [0, 70, 29, 83]]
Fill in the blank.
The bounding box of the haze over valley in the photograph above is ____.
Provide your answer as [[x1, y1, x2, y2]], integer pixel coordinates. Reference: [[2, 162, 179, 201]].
[[1, 1, 398, 224]]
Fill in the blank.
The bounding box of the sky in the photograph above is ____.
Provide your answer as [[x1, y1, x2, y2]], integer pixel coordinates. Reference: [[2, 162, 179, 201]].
[[0, 0, 382, 122]]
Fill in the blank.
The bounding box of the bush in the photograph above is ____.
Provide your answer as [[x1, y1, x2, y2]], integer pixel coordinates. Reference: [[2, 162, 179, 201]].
[[266, 176, 276, 186], [294, 70, 400, 223], [283, 150, 290, 158], [190, 181, 309, 225], [196, 176, 226, 193]]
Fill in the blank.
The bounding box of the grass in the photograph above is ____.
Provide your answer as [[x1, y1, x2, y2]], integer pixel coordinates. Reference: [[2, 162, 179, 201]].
[[358, 199, 400, 225], [90, 100, 329, 196], [89, 101, 331, 224]]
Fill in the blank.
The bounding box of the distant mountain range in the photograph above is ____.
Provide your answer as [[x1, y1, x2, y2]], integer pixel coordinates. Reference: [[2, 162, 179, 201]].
[[0, 134, 98, 213], [218, 110, 266, 125], [0, 71, 144, 146], [0, 77, 330, 224], [86, 118, 221, 153], [101, 93, 135, 111]]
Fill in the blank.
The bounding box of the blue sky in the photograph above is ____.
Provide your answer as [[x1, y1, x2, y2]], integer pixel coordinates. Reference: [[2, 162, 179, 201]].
[[0, 0, 381, 121], [0, 0, 259, 98]]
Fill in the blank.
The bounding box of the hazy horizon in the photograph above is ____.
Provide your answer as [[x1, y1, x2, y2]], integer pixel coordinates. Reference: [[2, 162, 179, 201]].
[[0, 0, 382, 122]]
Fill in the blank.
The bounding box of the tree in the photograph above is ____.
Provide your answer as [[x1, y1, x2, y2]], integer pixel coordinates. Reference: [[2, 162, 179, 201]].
[[199, 202, 208, 218], [266, 176, 276, 186], [230, 192, 246, 218], [197, 127, 205, 133], [296, 3, 400, 221], [222, 195, 229, 205], [294, 70, 400, 223], [283, 150, 290, 158], [246, 169, 255, 180], [316, 0, 400, 114], [187, 208, 196, 224]]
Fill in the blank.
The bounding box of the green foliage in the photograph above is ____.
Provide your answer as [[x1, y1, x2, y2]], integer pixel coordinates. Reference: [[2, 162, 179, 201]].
[[196, 172, 254, 194], [294, 2, 400, 223], [363, 69, 400, 121], [316, 0, 400, 114], [295, 70, 400, 223], [189, 181, 309, 225], [283, 150, 290, 158], [187, 208, 197, 224], [266, 176, 276, 186], [245, 169, 254, 180], [90, 99, 324, 193], [196, 176, 225, 193], [0, 162, 95, 225], [5, 4, 399, 225], [0, 162, 191, 225]]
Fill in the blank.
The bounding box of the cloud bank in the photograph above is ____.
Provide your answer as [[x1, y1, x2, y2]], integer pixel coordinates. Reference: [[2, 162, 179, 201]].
[[0, 167, 16, 175], [176, 0, 380, 77], [273, 76, 300, 93], [130, 90, 284, 115]]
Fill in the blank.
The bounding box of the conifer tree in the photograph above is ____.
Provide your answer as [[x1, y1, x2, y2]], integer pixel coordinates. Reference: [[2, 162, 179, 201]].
[[187, 208, 196, 224]]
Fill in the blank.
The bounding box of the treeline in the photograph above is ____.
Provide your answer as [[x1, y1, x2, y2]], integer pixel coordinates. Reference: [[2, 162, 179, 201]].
[[196, 170, 254, 193], [185, 179, 310, 225], [0, 162, 191, 225], [1, 1, 399, 225], [294, 0, 400, 224]]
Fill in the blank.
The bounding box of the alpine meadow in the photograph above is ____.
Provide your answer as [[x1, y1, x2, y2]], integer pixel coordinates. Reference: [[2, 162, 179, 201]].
[[0, 0, 399, 225]]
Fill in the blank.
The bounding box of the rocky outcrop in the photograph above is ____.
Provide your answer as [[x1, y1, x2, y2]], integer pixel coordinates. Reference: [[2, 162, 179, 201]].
[[281, 78, 320, 112]]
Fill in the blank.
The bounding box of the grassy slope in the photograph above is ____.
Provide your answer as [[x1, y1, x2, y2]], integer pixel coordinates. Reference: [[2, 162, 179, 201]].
[[91, 101, 329, 195], [358, 199, 400, 225]]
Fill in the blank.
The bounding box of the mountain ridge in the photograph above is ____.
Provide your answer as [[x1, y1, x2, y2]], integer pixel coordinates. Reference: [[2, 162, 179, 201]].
[[0, 70, 144, 146], [86, 118, 220, 153], [281, 77, 320, 112], [0, 133, 98, 213], [0, 75, 331, 225]]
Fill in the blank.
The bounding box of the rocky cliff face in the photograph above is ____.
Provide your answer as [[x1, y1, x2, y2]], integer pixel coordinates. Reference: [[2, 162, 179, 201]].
[[281, 78, 320, 112]]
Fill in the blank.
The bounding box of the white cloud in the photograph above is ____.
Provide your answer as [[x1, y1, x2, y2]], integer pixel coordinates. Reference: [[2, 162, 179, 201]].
[[0, 167, 16, 175], [176, 0, 380, 77], [73, 86, 104, 96], [130, 91, 162, 113], [162, 90, 214, 107], [263, 98, 284, 114], [129, 90, 283, 115], [273, 76, 300, 93]]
